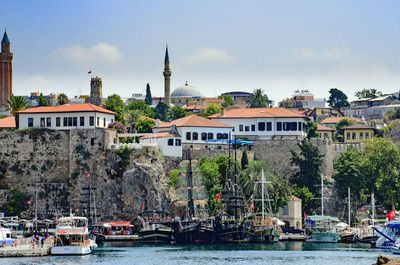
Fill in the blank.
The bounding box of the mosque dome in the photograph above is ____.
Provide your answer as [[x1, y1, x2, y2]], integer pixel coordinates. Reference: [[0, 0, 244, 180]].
[[170, 82, 203, 98]]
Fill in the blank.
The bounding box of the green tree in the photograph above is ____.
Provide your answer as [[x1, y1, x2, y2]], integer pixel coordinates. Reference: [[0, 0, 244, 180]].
[[335, 118, 355, 142], [168, 106, 188, 120], [104, 94, 125, 124], [241, 150, 249, 169], [247, 89, 271, 108], [306, 120, 319, 139], [333, 145, 366, 202], [57, 93, 69, 105], [363, 138, 400, 210], [200, 103, 221, 117], [328, 88, 350, 109], [7, 186, 27, 216], [154, 102, 170, 121], [290, 139, 323, 196], [145, 83, 152, 105], [4, 94, 28, 116], [218, 94, 234, 108], [135, 118, 155, 133], [355, 88, 383, 99], [126, 99, 155, 118], [37, 93, 49, 106], [126, 109, 144, 133], [290, 184, 315, 213]]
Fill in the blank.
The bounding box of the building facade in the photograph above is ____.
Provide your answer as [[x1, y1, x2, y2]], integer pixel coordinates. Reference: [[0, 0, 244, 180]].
[[344, 95, 400, 120], [279, 90, 326, 109], [0, 31, 13, 114], [343, 124, 374, 143], [209, 108, 307, 139], [16, 103, 116, 130]]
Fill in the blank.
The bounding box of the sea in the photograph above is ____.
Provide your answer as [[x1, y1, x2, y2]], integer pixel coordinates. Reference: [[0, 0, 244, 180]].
[[1, 242, 390, 265]]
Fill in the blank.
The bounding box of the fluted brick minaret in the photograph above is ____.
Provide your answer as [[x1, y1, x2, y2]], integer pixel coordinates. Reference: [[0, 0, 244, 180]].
[[163, 45, 171, 106], [0, 31, 13, 112]]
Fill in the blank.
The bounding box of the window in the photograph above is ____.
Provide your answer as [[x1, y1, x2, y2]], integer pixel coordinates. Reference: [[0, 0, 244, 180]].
[[258, 122, 265, 131], [245, 126, 250, 132], [217, 133, 222, 139], [283, 122, 288, 131], [347, 132, 351, 139], [67, 117, 72, 126], [175, 139, 181, 146], [251, 125, 255, 131], [298, 122, 302, 131], [290, 122, 297, 131], [168, 139, 174, 146], [193, 132, 198, 140], [40, 118, 45, 127], [91, 138, 95, 146], [201, 133, 207, 141], [239, 125, 243, 131], [90, 116, 94, 126], [366, 132, 369, 139], [208, 133, 213, 139], [80, 117, 84, 127], [97, 117, 99, 126], [28, 118, 33, 127], [266, 122, 272, 131], [73, 117, 77, 126], [324, 133, 328, 139], [56, 117, 61, 127], [277, 122, 282, 131], [352, 132, 356, 139], [186, 132, 191, 140], [104, 118, 106, 127], [63, 117, 68, 126], [223, 133, 228, 139], [360, 132, 364, 139], [46, 117, 51, 127]]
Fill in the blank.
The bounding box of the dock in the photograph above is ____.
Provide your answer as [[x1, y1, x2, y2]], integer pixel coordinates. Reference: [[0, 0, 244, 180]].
[[280, 234, 307, 241], [0, 245, 50, 257]]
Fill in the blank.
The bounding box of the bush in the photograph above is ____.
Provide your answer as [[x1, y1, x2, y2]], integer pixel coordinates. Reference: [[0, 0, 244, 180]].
[[168, 169, 180, 188], [116, 145, 131, 172]]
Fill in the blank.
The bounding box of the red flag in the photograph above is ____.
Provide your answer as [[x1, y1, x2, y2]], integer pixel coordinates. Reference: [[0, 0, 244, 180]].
[[304, 211, 307, 221], [88, 70, 92, 74], [27, 200, 31, 205], [250, 202, 254, 210], [142, 202, 145, 211], [361, 206, 365, 212], [386, 210, 396, 222], [86, 173, 90, 178], [215, 192, 221, 201], [171, 202, 174, 209], [75, 209, 79, 213]]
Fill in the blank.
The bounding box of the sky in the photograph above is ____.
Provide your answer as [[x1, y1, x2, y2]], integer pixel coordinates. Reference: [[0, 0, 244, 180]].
[[1, 0, 400, 104]]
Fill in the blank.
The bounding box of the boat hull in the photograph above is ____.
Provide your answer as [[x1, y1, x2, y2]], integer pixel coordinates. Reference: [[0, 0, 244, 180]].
[[252, 228, 281, 243], [139, 229, 172, 244], [306, 232, 340, 243], [217, 225, 253, 244], [51, 246, 91, 255]]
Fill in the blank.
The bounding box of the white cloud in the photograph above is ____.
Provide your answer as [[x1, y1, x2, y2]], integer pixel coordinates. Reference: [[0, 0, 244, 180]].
[[26, 75, 51, 86], [182, 47, 234, 65], [292, 47, 350, 60], [53, 43, 122, 65]]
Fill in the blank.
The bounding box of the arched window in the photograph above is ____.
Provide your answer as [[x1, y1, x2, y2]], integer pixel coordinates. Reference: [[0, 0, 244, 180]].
[[193, 132, 198, 140], [217, 133, 222, 139], [186, 132, 191, 140], [223, 133, 228, 139], [208, 133, 213, 140], [201, 133, 207, 141]]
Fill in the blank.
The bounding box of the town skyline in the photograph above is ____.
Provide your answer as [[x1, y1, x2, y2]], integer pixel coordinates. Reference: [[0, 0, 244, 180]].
[[1, 0, 400, 103]]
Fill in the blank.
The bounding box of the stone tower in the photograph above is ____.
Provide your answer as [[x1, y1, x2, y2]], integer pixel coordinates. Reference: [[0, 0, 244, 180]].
[[163, 46, 171, 106], [87, 76, 103, 106], [0, 31, 13, 113]]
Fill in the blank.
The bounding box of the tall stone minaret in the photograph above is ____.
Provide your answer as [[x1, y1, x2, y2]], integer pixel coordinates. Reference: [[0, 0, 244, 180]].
[[163, 45, 171, 106], [0, 31, 13, 113]]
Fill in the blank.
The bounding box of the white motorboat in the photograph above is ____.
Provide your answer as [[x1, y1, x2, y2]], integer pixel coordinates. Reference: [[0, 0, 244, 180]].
[[51, 214, 97, 255], [305, 216, 341, 243]]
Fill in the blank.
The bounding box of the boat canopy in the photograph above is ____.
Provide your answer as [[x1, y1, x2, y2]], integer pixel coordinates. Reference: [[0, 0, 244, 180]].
[[205, 139, 255, 145], [306, 216, 339, 222], [103, 221, 132, 227]]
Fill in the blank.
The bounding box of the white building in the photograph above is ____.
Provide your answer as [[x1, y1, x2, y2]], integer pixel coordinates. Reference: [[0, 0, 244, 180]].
[[16, 103, 116, 130], [209, 108, 306, 139], [140, 131, 182, 158]]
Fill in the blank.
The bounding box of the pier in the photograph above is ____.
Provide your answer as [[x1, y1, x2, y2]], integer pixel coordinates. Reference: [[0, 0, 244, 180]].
[[0, 245, 50, 257]]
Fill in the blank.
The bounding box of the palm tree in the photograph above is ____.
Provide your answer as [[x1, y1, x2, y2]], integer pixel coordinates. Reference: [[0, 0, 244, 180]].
[[247, 89, 270, 108], [57, 93, 69, 105], [4, 94, 28, 116], [126, 109, 144, 133], [239, 160, 275, 200]]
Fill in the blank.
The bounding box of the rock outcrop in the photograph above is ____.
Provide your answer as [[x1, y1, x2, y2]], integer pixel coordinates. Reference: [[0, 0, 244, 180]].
[[374, 255, 400, 265]]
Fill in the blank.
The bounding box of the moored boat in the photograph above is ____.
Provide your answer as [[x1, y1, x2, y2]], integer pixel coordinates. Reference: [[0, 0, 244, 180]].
[[305, 216, 341, 243], [138, 212, 173, 244]]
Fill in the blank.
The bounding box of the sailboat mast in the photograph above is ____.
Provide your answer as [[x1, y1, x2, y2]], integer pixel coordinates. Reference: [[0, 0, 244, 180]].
[[234, 135, 238, 220], [372, 192, 375, 226], [348, 187, 351, 226], [261, 169, 265, 221], [228, 133, 231, 185], [321, 174, 324, 216], [187, 149, 195, 218]]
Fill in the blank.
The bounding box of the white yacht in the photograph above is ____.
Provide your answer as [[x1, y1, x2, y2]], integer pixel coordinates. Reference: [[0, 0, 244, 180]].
[[51, 215, 97, 255]]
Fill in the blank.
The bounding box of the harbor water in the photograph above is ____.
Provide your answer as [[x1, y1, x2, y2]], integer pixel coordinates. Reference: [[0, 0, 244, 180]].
[[1, 242, 390, 265]]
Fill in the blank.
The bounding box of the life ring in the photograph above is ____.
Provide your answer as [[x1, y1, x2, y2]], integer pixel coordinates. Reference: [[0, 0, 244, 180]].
[[149, 217, 153, 222], [31, 242, 36, 248], [155, 217, 159, 222], [13, 242, 17, 248], [167, 217, 171, 222], [25, 239, 28, 244]]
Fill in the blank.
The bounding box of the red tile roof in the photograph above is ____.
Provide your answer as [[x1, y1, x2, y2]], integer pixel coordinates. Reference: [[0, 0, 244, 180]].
[[16, 103, 116, 115], [0, 117, 16, 128], [320, 116, 362, 125], [156, 115, 233, 128], [290, 195, 302, 201], [140, 131, 181, 139], [317, 124, 335, 131], [182, 105, 205, 110], [209, 107, 306, 119]]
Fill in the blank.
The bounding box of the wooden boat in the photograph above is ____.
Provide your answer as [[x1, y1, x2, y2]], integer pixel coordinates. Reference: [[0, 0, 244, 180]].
[[252, 215, 281, 243], [173, 218, 216, 244], [138, 212, 173, 244], [51, 214, 97, 255], [216, 219, 253, 243], [95, 221, 137, 243], [305, 216, 341, 243]]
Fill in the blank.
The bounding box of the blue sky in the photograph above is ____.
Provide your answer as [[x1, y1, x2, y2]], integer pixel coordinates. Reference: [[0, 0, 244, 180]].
[[1, 0, 400, 103]]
